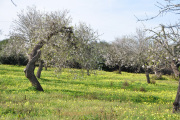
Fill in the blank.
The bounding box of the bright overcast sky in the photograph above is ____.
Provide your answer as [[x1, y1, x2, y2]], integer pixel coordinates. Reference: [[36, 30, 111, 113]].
[[0, 0, 178, 42]]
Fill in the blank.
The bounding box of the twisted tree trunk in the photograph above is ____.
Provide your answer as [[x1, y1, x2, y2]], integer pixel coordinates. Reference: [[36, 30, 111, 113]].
[[118, 62, 122, 74], [145, 69, 150, 84], [36, 60, 44, 78], [173, 79, 180, 113], [87, 69, 90, 76], [171, 60, 180, 112], [171, 60, 180, 78], [24, 41, 44, 91], [24, 26, 73, 91], [86, 63, 90, 76]]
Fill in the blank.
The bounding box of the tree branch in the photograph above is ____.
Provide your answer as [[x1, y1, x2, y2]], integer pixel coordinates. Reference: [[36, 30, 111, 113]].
[[30, 50, 41, 63], [11, 0, 17, 7], [136, 0, 180, 28]]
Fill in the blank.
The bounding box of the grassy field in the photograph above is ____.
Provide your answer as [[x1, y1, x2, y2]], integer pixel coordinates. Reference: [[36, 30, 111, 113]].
[[0, 65, 180, 120]]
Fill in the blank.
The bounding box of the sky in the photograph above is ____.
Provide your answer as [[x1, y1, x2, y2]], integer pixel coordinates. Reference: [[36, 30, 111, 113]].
[[0, 0, 179, 42]]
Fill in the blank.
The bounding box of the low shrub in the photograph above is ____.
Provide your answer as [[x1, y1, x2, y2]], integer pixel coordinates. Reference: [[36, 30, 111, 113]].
[[139, 87, 146, 92], [151, 75, 167, 80], [122, 81, 129, 87], [151, 80, 156, 84]]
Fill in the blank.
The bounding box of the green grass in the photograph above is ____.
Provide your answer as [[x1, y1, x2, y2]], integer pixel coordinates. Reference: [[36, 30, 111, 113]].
[[0, 64, 180, 120]]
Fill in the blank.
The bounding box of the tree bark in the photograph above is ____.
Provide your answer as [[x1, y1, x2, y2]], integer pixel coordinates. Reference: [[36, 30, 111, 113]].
[[44, 62, 48, 71], [171, 60, 180, 78], [24, 41, 44, 91], [118, 66, 122, 74], [36, 60, 44, 78], [171, 60, 180, 112], [154, 68, 162, 78], [23, 26, 73, 91], [145, 69, 151, 84], [87, 69, 90, 76], [118, 62, 122, 74], [173, 78, 180, 113], [86, 63, 90, 76]]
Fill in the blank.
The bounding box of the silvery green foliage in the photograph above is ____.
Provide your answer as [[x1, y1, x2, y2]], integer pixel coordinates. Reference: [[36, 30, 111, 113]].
[[7, 6, 101, 74], [43, 35, 73, 72], [132, 28, 166, 74], [148, 25, 180, 66], [42, 22, 101, 74], [0, 38, 27, 62], [147, 38, 170, 74], [7, 6, 74, 70], [73, 22, 101, 74], [132, 29, 151, 70], [10, 6, 72, 58], [104, 29, 151, 72], [104, 36, 134, 68]]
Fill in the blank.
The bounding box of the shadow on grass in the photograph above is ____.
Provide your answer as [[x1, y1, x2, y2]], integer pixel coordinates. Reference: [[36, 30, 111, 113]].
[[40, 78, 52, 82], [39, 77, 174, 93], [1, 86, 43, 93], [1, 84, 172, 104], [151, 75, 168, 80], [0, 68, 24, 72], [59, 89, 171, 103]]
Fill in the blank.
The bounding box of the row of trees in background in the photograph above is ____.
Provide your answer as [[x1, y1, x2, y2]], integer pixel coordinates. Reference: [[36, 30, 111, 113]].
[[1, 7, 100, 91], [1, 0, 180, 112], [0, 23, 176, 85]]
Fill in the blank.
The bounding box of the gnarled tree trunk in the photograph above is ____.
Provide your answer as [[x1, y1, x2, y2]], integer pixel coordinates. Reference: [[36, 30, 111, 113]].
[[36, 60, 44, 78], [171, 60, 180, 112], [173, 79, 180, 113], [87, 69, 90, 76], [86, 63, 90, 76], [24, 26, 73, 91], [24, 41, 44, 91], [118, 62, 122, 74], [171, 60, 179, 78]]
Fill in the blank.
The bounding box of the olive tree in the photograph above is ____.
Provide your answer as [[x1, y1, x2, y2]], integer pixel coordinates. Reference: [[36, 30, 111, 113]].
[[73, 22, 101, 76], [148, 25, 180, 112], [10, 7, 73, 91], [147, 38, 171, 78], [131, 29, 153, 83], [137, 0, 180, 112], [104, 36, 135, 74]]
